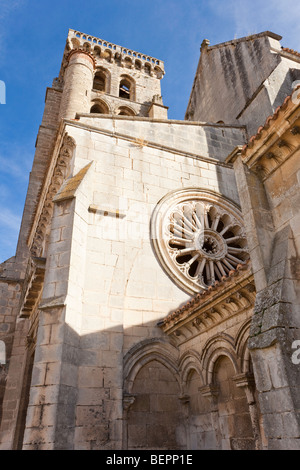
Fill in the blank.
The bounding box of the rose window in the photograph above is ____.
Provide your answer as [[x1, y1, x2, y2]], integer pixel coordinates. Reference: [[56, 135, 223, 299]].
[[151, 189, 249, 295]]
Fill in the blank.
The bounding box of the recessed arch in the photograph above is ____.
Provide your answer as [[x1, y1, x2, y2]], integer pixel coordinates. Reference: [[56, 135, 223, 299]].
[[200, 333, 238, 384], [93, 46, 101, 58], [178, 350, 204, 389], [71, 38, 80, 49], [123, 339, 180, 394], [126, 357, 186, 450], [235, 318, 253, 373], [102, 49, 112, 62], [144, 62, 152, 75], [124, 56, 133, 69], [208, 348, 239, 386], [135, 59, 142, 70], [115, 105, 136, 116], [90, 99, 110, 115], [154, 65, 163, 79], [82, 42, 91, 52]]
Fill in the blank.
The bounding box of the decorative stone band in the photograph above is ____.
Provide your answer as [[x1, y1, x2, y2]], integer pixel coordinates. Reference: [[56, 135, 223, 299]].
[[29, 134, 76, 257], [151, 188, 249, 295], [67, 29, 164, 71], [66, 49, 96, 70], [158, 260, 254, 345]]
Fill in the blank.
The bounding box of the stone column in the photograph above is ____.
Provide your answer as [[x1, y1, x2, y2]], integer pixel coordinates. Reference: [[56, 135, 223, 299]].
[[231, 150, 300, 450], [59, 50, 95, 120], [178, 394, 190, 449]]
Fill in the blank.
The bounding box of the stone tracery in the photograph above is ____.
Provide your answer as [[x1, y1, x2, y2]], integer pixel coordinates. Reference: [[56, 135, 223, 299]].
[[151, 189, 249, 294]]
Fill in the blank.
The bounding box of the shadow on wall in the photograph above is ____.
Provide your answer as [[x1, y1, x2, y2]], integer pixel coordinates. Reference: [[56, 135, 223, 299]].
[[0, 310, 259, 451]]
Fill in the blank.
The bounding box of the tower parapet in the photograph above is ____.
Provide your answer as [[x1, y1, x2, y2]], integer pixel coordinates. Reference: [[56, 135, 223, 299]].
[[67, 29, 165, 77], [55, 29, 166, 118]]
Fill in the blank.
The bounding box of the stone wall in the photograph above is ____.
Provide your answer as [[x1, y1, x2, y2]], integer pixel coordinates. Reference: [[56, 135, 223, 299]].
[[185, 32, 300, 136], [19, 115, 246, 449], [231, 94, 300, 449]]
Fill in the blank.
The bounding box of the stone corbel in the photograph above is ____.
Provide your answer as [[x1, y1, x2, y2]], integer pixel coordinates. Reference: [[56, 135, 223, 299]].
[[123, 393, 136, 413], [199, 384, 219, 411], [232, 372, 256, 404], [178, 394, 190, 405]]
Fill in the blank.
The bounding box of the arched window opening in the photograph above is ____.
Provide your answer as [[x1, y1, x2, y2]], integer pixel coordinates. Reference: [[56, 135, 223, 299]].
[[124, 57, 133, 69], [144, 63, 151, 75], [154, 66, 163, 79], [71, 38, 80, 49], [119, 79, 131, 99], [82, 42, 91, 52], [93, 71, 106, 92], [103, 49, 112, 62], [93, 46, 101, 58]]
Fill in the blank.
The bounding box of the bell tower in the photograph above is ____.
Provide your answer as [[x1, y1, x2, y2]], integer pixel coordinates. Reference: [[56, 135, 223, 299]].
[[57, 29, 168, 119]]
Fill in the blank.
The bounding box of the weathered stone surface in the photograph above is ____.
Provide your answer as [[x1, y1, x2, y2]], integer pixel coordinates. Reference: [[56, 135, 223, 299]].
[[1, 28, 300, 451]]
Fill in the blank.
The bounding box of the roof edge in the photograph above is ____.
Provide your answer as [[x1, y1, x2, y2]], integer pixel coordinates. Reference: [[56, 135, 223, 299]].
[[207, 31, 282, 52]]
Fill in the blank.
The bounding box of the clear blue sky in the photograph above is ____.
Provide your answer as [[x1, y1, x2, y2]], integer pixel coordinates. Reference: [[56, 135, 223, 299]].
[[1, 0, 300, 263]]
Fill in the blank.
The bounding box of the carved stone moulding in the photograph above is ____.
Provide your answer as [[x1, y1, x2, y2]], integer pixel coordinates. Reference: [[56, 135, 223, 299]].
[[151, 188, 249, 295], [30, 133, 76, 258]]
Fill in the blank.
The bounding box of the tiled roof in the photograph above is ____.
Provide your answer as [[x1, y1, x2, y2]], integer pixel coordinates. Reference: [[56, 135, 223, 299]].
[[282, 47, 300, 59], [158, 259, 251, 327]]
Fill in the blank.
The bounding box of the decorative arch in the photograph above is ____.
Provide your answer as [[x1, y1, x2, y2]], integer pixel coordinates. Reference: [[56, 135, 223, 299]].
[[200, 333, 238, 385], [123, 339, 180, 394], [235, 318, 253, 373], [71, 37, 80, 49], [93, 46, 101, 58], [115, 105, 136, 116], [178, 350, 204, 389], [102, 49, 112, 62], [90, 99, 110, 115], [124, 56, 133, 69], [82, 42, 91, 52], [124, 339, 186, 450], [135, 59, 142, 70], [144, 62, 152, 75], [154, 65, 163, 79]]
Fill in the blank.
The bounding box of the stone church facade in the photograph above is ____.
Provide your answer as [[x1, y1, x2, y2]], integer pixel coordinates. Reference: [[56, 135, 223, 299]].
[[0, 29, 299, 450]]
